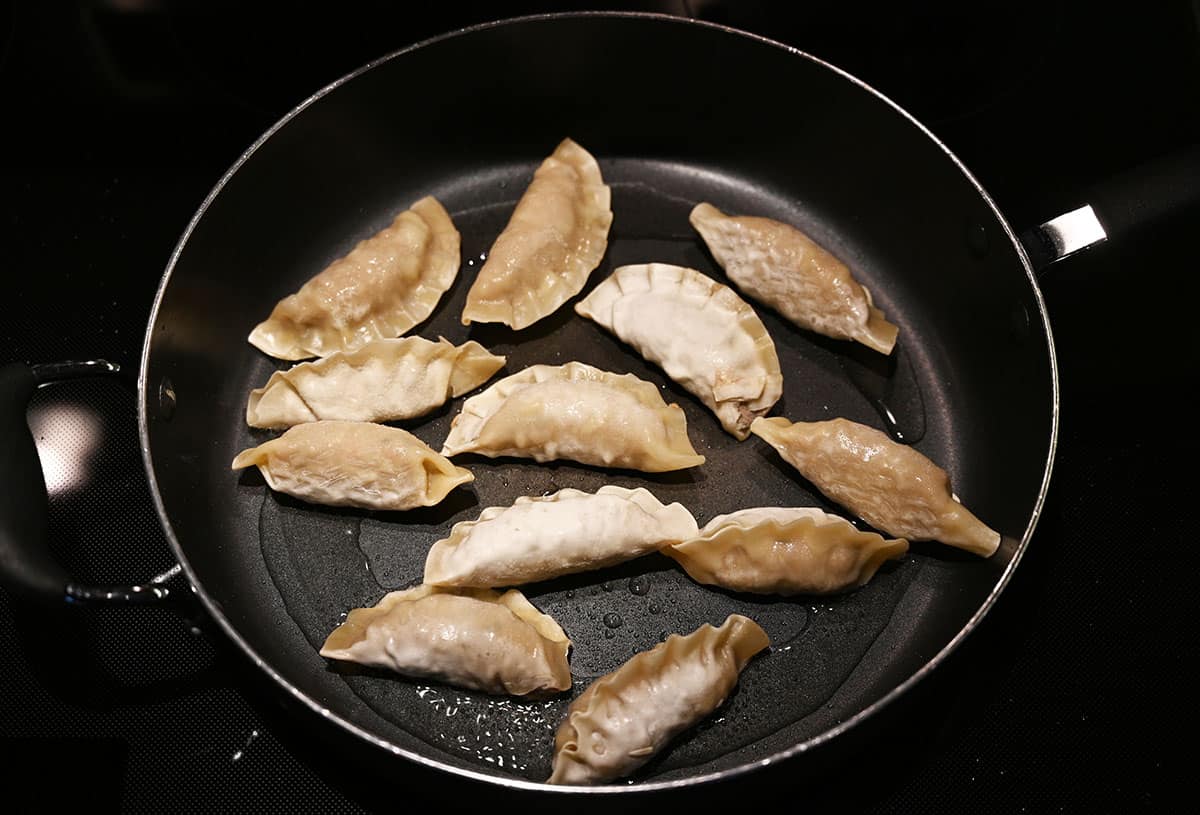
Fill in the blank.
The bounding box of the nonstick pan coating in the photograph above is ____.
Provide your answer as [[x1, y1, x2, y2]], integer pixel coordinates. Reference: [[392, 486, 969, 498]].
[[140, 14, 1056, 790]]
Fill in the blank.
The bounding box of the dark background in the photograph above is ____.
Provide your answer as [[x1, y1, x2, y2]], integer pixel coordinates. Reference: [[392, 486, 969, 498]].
[[1, 1, 1196, 811]]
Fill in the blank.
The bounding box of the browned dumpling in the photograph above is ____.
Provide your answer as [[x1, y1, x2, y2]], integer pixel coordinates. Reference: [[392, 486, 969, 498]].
[[231, 420, 472, 511], [548, 615, 769, 785], [690, 202, 898, 355], [246, 336, 504, 428], [462, 138, 612, 330], [665, 507, 908, 595], [750, 417, 1000, 557], [249, 196, 460, 360], [320, 585, 571, 696], [440, 362, 705, 473]]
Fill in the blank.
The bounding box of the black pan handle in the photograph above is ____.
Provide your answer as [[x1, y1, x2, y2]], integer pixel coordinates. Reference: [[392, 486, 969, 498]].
[[0, 360, 176, 607], [1020, 143, 1200, 273]]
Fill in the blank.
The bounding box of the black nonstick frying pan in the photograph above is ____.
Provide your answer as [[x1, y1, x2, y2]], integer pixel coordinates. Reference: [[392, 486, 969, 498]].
[[6, 11, 1169, 793]]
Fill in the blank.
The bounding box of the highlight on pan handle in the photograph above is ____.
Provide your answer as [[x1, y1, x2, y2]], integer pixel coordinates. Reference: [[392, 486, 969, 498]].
[[1020, 143, 1200, 273], [0, 360, 179, 607]]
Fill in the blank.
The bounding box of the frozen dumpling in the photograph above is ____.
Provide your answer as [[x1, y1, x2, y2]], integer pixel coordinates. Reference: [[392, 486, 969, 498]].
[[750, 416, 1000, 556], [548, 614, 769, 785], [246, 336, 504, 428], [441, 362, 705, 473], [690, 202, 898, 355], [321, 585, 571, 696], [575, 263, 782, 439], [231, 420, 472, 511], [424, 486, 698, 588], [665, 507, 907, 595], [249, 196, 460, 360], [462, 139, 612, 330]]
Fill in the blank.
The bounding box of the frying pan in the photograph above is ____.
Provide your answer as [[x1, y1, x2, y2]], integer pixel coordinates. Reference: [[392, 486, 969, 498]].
[[1, 11, 1170, 793]]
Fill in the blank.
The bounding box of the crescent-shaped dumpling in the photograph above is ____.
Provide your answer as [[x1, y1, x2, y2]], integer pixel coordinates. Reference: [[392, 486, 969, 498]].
[[548, 614, 769, 785], [424, 486, 699, 588], [462, 138, 612, 330], [750, 416, 1000, 557], [440, 362, 705, 473], [665, 507, 907, 595], [245, 336, 504, 428], [249, 196, 460, 360], [575, 263, 782, 440], [689, 203, 898, 355], [231, 420, 473, 511], [320, 585, 572, 696]]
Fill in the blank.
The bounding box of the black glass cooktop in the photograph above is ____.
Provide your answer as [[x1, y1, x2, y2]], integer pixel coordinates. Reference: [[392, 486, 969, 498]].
[[2, 2, 1196, 811]]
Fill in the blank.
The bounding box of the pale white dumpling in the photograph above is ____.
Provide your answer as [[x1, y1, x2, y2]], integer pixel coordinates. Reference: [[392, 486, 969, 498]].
[[231, 420, 473, 511], [462, 138, 612, 329], [690, 203, 898, 355], [440, 362, 705, 472], [245, 336, 504, 428], [751, 416, 1001, 556], [575, 263, 782, 439], [548, 614, 769, 785], [666, 507, 907, 595], [320, 585, 571, 696], [249, 196, 460, 360], [424, 486, 698, 588]]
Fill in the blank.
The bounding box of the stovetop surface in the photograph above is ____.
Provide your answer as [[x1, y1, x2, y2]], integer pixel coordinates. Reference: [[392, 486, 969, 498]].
[[2, 2, 1196, 811]]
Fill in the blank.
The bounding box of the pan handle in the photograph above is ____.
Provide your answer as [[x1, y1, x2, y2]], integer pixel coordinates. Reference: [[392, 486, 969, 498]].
[[0, 360, 177, 607], [1020, 143, 1200, 272]]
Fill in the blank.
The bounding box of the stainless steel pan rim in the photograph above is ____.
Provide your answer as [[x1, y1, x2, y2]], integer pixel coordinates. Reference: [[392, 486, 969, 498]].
[[137, 11, 1059, 793]]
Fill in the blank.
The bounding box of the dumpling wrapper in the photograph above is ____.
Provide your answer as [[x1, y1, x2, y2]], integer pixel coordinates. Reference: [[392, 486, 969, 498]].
[[666, 507, 907, 595], [231, 420, 472, 511], [750, 416, 1000, 557], [548, 614, 769, 785], [424, 486, 699, 588], [249, 196, 460, 360], [575, 263, 782, 440], [246, 336, 504, 428], [690, 202, 898, 355], [440, 362, 705, 473], [320, 585, 571, 696], [462, 138, 612, 330]]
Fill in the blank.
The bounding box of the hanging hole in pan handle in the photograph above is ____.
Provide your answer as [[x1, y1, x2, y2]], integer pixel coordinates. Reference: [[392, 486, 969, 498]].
[[0, 360, 180, 607], [1020, 142, 1200, 274]]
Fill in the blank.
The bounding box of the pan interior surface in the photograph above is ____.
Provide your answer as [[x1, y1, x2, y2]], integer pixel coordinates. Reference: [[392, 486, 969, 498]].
[[141, 15, 1054, 788]]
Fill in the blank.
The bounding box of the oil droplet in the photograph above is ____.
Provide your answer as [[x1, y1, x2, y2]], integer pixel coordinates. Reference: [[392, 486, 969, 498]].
[[648, 602, 662, 614], [601, 581, 614, 592], [837, 342, 926, 444], [231, 729, 260, 763], [603, 613, 623, 629], [565, 590, 575, 599], [628, 576, 649, 596], [603, 629, 616, 639]]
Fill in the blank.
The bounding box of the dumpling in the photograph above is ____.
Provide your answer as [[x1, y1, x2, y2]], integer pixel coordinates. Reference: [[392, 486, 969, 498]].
[[440, 362, 705, 472], [690, 202, 898, 355], [548, 614, 769, 785], [249, 196, 460, 360], [750, 417, 1000, 556], [461, 138, 612, 330], [665, 507, 907, 595], [231, 420, 472, 510], [575, 263, 782, 440], [425, 486, 698, 588], [246, 336, 504, 428], [320, 585, 571, 696]]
